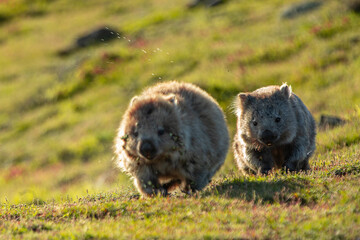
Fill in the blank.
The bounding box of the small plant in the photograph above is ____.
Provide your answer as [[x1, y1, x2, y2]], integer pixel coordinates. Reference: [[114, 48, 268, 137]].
[[310, 17, 351, 39]]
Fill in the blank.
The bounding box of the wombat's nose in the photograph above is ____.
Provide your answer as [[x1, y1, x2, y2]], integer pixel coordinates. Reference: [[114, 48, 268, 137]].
[[260, 130, 277, 146], [139, 140, 157, 160]]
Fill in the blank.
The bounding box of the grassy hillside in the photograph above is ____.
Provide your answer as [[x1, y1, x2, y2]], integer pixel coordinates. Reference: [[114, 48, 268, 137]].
[[1, 0, 360, 238]]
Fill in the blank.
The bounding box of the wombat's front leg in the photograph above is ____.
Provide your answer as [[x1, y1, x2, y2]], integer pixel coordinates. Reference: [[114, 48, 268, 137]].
[[284, 137, 309, 172], [181, 177, 209, 194], [246, 148, 274, 174], [180, 167, 212, 194], [133, 166, 166, 197]]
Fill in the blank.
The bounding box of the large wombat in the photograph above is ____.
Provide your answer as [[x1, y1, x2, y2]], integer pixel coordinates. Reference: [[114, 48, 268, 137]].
[[114, 81, 229, 197]]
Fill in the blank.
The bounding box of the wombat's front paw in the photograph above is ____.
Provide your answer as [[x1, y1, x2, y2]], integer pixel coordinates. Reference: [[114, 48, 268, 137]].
[[159, 187, 168, 197], [137, 180, 168, 197], [142, 187, 168, 197], [180, 179, 197, 195], [285, 161, 298, 172], [259, 167, 272, 175]]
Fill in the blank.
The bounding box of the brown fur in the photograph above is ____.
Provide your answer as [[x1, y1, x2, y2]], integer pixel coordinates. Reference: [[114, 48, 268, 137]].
[[114, 81, 229, 197], [233, 83, 316, 175]]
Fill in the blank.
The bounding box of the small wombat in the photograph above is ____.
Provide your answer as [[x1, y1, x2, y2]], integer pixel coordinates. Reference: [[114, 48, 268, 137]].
[[114, 81, 229, 197], [233, 83, 316, 175]]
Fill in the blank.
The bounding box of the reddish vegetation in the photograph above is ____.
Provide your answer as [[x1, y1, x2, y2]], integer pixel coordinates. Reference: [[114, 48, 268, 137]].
[[310, 17, 351, 36], [130, 37, 148, 48], [226, 48, 254, 63], [82, 52, 122, 78], [310, 25, 322, 35], [5, 166, 26, 181]]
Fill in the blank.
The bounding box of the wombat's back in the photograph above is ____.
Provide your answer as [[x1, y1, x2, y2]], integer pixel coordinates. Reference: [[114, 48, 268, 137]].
[[290, 93, 316, 154]]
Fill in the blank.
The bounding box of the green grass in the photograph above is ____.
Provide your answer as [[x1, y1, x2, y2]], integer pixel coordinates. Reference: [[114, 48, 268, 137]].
[[1, 0, 360, 238], [2, 162, 360, 239]]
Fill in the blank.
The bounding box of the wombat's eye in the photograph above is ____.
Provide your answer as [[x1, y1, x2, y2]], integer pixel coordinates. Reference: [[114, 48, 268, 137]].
[[253, 121, 258, 126], [133, 131, 139, 137], [158, 128, 165, 136], [275, 117, 281, 123]]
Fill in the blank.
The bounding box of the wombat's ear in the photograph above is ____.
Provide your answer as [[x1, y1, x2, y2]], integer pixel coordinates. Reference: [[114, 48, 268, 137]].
[[237, 93, 251, 110], [130, 96, 138, 106], [280, 83, 292, 99], [238, 93, 247, 102], [164, 94, 178, 106], [238, 93, 252, 104]]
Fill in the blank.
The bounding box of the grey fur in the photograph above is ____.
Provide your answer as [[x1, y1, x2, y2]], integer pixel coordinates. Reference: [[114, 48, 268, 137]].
[[233, 83, 316, 175], [114, 81, 229, 197]]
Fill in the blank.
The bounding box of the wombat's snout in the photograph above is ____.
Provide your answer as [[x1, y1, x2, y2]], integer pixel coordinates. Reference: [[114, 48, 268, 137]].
[[260, 130, 278, 146], [139, 139, 157, 160]]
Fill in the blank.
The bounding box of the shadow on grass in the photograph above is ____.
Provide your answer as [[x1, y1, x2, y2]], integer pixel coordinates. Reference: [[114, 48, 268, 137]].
[[202, 177, 308, 204]]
